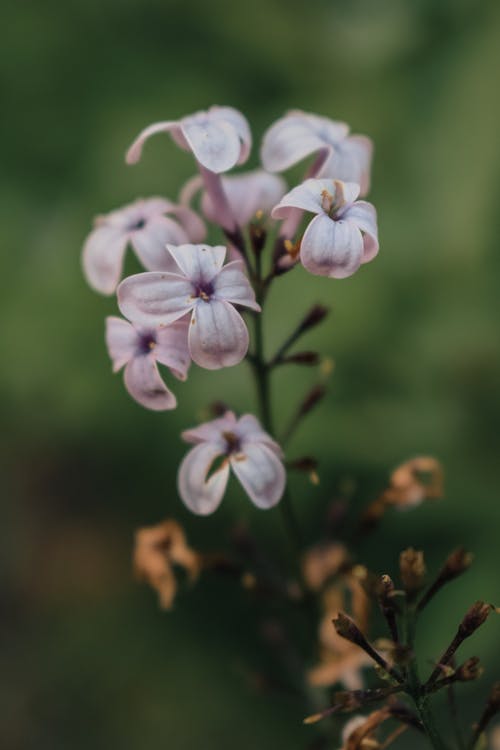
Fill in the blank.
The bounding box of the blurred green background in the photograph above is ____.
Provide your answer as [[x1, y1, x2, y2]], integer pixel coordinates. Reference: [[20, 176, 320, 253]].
[[2, 0, 500, 747]]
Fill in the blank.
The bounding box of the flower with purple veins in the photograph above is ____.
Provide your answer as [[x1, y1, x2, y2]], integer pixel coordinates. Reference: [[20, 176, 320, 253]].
[[83, 197, 205, 295], [178, 412, 286, 515], [117, 243, 260, 370], [126, 106, 252, 174], [261, 110, 373, 196], [105, 315, 191, 411], [272, 179, 378, 279]]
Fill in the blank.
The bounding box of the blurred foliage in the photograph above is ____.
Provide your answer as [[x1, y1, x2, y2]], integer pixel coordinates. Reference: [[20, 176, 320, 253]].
[[2, 0, 500, 747]]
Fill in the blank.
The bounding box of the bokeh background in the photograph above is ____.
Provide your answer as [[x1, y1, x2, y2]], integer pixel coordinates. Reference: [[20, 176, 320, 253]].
[[2, 0, 500, 747]]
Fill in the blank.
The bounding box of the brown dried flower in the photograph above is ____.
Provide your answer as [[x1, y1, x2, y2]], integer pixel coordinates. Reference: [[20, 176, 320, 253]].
[[133, 519, 201, 610], [302, 542, 350, 591]]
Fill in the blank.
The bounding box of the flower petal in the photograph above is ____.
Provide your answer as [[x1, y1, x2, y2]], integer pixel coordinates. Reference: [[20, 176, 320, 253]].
[[105, 316, 137, 372], [123, 355, 177, 411], [180, 116, 241, 173], [125, 121, 182, 164], [261, 114, 330, 173], [201, 170, 286, 227], [300, 214, 364, 279], [341, 201, 379, 263], [154, 316, 191, 381], [230, 443, 286, 509], [188, 299, 249, 370], [209, 106, 252, 164], [181, 412, 238, 446], [82, 225, 129, 295], [320, 135, 373, 196], [166, 243, 226, 282], [212, 261, 261, 312], [118, 272, 195, 327], [272, 178, 360, 219], [236, 414, 283, 456], [168, 205, 206, 243], [178, 442, 230, 515], [130, 216, 188, 271]]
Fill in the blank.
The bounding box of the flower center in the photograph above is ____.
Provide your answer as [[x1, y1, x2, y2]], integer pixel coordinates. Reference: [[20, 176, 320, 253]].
[[128, 217, 147, 231], [222, 431, 241, 454], [194, 280, 214, 302], [137, 331, 157, 355]]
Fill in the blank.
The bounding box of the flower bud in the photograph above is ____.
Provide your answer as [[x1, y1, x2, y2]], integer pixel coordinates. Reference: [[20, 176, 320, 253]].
[[282, 351, 320, 366], [458, 601, 492, 638], [400, 548, 426, 597], [418, 547, 473, 612], [297, 304, 329, 333]]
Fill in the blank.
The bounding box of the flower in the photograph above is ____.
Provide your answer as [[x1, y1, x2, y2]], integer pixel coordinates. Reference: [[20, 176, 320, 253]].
[[308, 577, 371, 689], [178, 411, 286, 515], [387, 456, 444, 508], [117, 243, 260, 370], [126, 106, 252, 174], [272, 179, 378, 279], [302, 542, 349, 592], [337, 710, 392, 750], [105, 315, 190, 410], [82, 197, 205, 295], [180, 169, 287, 228], [133, 519, 201, 609], [261, 109, 372, 195]]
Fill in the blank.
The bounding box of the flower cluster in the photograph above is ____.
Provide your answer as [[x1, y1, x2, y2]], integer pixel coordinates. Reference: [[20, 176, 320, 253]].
[[82, 106, 379, 515]]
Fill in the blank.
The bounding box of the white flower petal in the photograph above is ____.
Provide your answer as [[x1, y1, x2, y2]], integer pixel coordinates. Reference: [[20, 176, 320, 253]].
[[118, 272, 195, 327], [341, 201, 379, 263], [168, 205, 206, 243], [82, 225, 129, 295], [125, 121, 181, 164], [178, 442, 230, 515], [130, 216, 188, 271], [105, 316, 137, 372], [209, 106, 252, 164], [320, 135, 373, 196], [201, 170, 286, 227], [166, 243, 227, 283], [212, 261, 261, 311], [300, 214, 364, 279], [230, 443, 286, 509], [123, 355, 177, 411], [181, 412, 237, 446], [261, 114, 329, 173], [236, 415, 283, 456], [154, 316, 191, 381], [188, 299, 249, 370], [181, 116, 241, 173]]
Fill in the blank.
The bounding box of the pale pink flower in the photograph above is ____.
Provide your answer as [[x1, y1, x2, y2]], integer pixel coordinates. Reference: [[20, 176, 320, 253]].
[[117, 244, 260, 370], [272, 179, 378, 279], [178, 412, 286, 515], [261, 109, 373, 196], [82, 198, 205, 295], [180, 169, 287, 227], [126, 106, 251, 174], [105, 315, 190, 410]]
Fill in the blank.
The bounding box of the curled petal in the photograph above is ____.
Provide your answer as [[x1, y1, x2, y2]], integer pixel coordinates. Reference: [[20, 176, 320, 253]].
[[341, 201, 379, 263], [230, 443, 286, 509], [178, 442, 230, 515], [213, 261, 261, 311], [181, 412, 237, 446], [167, 243, 226, 283], [123, 355, 177, 411], [321, 135, 373, 196], [180, 117, 241, 173], [188, 299, 249, 370], [82, 225, 128, 295], [118, 272, 195, 327], [105, 316, 137, 372], [237, 414, 283, 456], [272, 178, 360, 219], [154, 316, 191, 381], [300, 214, 364, 279], [210, 106, 252, 164], [125, 121, 182, 164], [261, 115, 331, 173], [130, 216, 188, 271]]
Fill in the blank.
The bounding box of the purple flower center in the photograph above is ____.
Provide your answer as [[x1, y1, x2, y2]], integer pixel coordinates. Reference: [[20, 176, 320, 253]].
[[222, 431, 241, 454], [128, 217, 147, 232], [136, 331, 157, 355], [194, 279, 214, 302]]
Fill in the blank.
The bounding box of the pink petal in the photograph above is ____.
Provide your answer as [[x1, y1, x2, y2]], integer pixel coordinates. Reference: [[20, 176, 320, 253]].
[[300, 214, 364, 279], [123, 355, 177, 411], [130, 216, 188, 271], [117, 272, 195, 327], [320, 135, 373, 196], [154, 316, 191, 381], [212, 261, 261, 312], [105, 316, 137, 372], [208, 106, 252, 164], [261, 114, 330, 173], [236, 414, 283, 456], [341, 201, 379, 263], [180, 116, 241, 173], [167, 243, 226, 282], [125, 121, 182, 164], [82, 225, 128, 295], [188, 299, 249, 370], [201, 170, 286, 227], [178, 442, 230, 515], [272, 178, 360, 220], [181, 412, 237, 445], [168, 205, 206, 243], [230, 442, 286, 509]]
